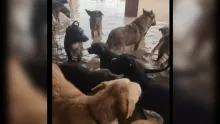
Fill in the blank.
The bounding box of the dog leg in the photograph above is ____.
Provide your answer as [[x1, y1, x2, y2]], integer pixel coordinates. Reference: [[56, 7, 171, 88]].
[[91, 31, 94, 37], [134, 43, 140, 51], [120, 45, 126, 54], [97, 30, 100, 36], [156, 49, 164, 62]]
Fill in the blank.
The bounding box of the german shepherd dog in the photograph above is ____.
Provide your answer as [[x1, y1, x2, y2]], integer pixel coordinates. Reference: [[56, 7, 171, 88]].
[[85, 9, 104, 37], [151, 26, 169, 65], [106, 9, 156, 53]]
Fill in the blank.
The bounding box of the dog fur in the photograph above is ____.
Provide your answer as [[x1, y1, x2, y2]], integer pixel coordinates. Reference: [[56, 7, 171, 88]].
[[85, 9, 104, 37], [106, 9, 156, 53], [8, 58, 47, 124], [151, 27, 169, 64], [64, 21, 89, 62], [52, 0, 70, 21], [88, 42, 170, 124], [131, 120, 161, 124], [58, 62, 121, 94], [52, 63, 142, 124]]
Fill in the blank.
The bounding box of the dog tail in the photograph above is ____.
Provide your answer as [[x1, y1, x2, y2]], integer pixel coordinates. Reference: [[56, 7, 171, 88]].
[[144, 56, 170, 73]]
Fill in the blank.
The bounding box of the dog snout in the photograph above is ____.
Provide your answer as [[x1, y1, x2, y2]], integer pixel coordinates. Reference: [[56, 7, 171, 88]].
[[87, 48, 92, 53], [152, 21, 156, 26], [81, 35, 89, 42]]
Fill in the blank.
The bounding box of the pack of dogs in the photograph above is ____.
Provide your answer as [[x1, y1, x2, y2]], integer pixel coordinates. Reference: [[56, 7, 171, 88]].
[[54, 6, 170, 124]]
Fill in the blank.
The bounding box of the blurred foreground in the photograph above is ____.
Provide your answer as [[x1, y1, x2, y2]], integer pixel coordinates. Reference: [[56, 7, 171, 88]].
[[173, 0, 216, 123], [7, 0, 47, 124]]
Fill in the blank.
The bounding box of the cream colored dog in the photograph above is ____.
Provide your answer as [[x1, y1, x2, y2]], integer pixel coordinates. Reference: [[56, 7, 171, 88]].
[[52, 63, 142, 124], [131, 120, 162, 124]]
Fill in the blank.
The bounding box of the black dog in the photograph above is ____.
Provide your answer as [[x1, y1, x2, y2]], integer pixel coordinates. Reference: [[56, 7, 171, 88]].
[[52, 0, 71, 21], [111, 54, 170, 124], [64, 21, 89, 62], [87, 42, 169, 75], [87, 42, 170, 124], [58, 62, 121, 94]]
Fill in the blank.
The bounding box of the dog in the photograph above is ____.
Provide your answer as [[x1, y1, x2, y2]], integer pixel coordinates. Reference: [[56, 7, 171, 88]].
[[88, 42, 169, 75], [159, 26, 169, 36], [111, 54, 170, 124], [106, 9, 156, 53], [151, 27, 169, 65], [58, 62, 122, 94], [53, 63, 141, 124], [85, 9, 104, 37], [64, 21, 89, 62], [88, 42, 170, 124], [52, 0, 71, 21]]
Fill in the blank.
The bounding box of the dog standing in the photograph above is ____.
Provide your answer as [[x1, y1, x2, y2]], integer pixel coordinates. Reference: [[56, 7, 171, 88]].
[[52, 0, 71, 21], [85, 9, 103, 37], [106, 9, 156, 53], [151, 26, 169, 65], [64, 21, 89, 62]]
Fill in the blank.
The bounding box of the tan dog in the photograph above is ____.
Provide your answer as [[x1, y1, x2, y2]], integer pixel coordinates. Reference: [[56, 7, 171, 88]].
[[7, 58, 47, 124], [131, 120, 161, 124], [106, 9, 156, 53], [52, 63, 142, 124]]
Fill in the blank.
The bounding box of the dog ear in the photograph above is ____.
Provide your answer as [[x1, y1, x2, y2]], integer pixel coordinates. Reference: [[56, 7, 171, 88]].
[[85, 9, 92, 16], [117, 99, 135, 124], [99, 11, 104, 16], [143, 9, 147, 14], [149, 10, 154, 17], [91, 82, 108, 94]]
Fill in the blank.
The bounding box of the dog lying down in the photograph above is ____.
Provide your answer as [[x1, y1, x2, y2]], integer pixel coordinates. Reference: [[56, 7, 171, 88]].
[[88, 43, 170, 124], [52, 63, 142, 124], [58, 62, 122, 94], [8, 58, 47, 124]]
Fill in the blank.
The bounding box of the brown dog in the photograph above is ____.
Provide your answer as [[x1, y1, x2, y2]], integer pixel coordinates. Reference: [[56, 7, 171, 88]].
[[85, 9, 103, 37], [52, 63, 141, 124], [106, 9, 156, 53], [151, 26, 169, 65]]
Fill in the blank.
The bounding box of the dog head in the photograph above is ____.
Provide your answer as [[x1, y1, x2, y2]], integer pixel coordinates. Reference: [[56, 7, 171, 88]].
[[143, 9, 156, 26], [111, 54, 146, 82], [85, 9, 103, 25], [159, 26, 169, 36], [91, 78, 142, 120], [87, 42, 109, 55], [61, 7, 71, 18], [66, 21, 89, 42]]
